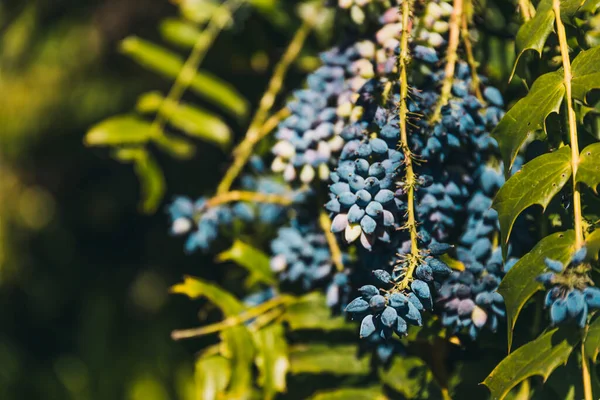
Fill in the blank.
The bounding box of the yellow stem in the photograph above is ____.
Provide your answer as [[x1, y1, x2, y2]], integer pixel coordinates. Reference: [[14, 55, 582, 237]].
[[430, 0, 463, 124], [319, 211, 345, 272], [216, 18, 316, 194], [151, 0, 240, 140], [553, 0, 584, 248], [460, 3, 483, 101], [518, 0, 534, 21], [396, 0, 421, 292], [582, 341, 593, 400], [205, 191, 293, 208]]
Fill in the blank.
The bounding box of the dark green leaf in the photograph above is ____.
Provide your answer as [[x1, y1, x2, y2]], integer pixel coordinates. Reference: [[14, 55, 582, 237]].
[[252, 323, 288, 400], [585, 229, 600, 260], [580, 0, 600, 13], [493, 146, 572, 249], [585, 317, 600, 362], [498, 231, 576, 351], [195, 355, 231, 400], [309, 387, 385, 400], [483, 327, 579, 400], [492, 71, 564, 173], [285, 292, 354, 332], [577, 143, 600, 193], [289, 344, 369, 375], [112, 148, 165, 214], [84, 115, 151, 146], [571, 46, 600, 103], [380, 355, 444, 399], [216, 240, 276, 286], [120, 37, 248, 117]]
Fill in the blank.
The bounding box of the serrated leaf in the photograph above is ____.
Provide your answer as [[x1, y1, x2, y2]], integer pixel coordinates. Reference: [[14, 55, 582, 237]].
[[498, 231, 576, 351], [195, 355, 230, 400], [512, 0, 585, 79], [571, 46, 600, 103], [160, 18, 202, 49], [216, 240, 276, 286], [585, 229, 600, 260], [483, 327, 579, 400], [380, 355, 444, 399], [120, 37, 248, 118], [577, 143, 600, 193], [493, 71, 564, 173], [309, 387, 385, 400], [289, 344, 369, 375], [493, 146, 572, 248], [84, 116, 151, 146], [171, 276, 254, 400], [137, 92, 232, 150], [284, 292, 354, 332], [112, 148, 165, 214], [585, 317, 600, 362], [252, 323, 288, 399]]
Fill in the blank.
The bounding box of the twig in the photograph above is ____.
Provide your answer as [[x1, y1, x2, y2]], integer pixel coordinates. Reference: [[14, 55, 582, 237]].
[[205, 190, 293, 208], [216, 17, 317, 194], [430, 0, 464, 124], [319, 211, 345, 273]]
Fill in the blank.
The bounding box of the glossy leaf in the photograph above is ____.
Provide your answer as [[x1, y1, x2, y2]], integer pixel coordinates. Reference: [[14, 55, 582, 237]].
[[585, 317, 600, 362], [310, 387, 385, 400], [137, 92, 232, 150], [120, 37, 248, 117], [84, 115, 151, 146], [577, 143, 600, 193], [195, 355, 230, 400], [493, 146, 572, 248], [216, 240, 276, 286], [289, 344, 369, 375], [483, 327, 579, 400], [112, 148, 165, 214], [285, 292, 354, 332], [498, 230, 576, 351], [252, 323, 289, 399], [571, 46, 600, 103], [493, 71, 564, 173]]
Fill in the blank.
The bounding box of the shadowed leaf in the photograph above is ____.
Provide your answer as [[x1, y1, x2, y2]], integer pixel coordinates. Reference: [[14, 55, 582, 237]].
[[577, 143, 600, 193], [289, 344, 369, 375], [309, 387, 385, 400], [285, 292, 354, 331], [216, 240, 276, 286], [498, 231, 576, 351], [585, 317, 600, 362]]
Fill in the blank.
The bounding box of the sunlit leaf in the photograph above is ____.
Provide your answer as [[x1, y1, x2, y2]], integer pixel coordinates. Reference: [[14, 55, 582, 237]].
[[160, 18, 203, 49], [252, 323, 289, 399], [577, 143, 600, 193], [585, 317, 600, 362], [493, 71, 564, 173], [285, 292, 354, 332], [112, 148, 166, 214], [84, 115, 151, 146], [120, 37, 248, 117], [498, 231, 576, 351], [289, 344, 369, 375], [216, 240, 276, 286], [171, 275, 245, 314], [483, 327, 579, 400], [571, 46, 600, 103], [493, 146, 572, 249], [137, 92, 231, 150], [309, 387, 385, 400], [195, 355, 230, 400]]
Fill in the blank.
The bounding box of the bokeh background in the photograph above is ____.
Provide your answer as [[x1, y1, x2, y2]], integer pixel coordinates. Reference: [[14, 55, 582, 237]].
[[0, 0, 526, 399]]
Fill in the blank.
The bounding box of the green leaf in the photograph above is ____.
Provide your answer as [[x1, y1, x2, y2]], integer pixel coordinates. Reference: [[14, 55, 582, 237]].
[[585, 229, 600, 260], [120, 37, 248, 118], [289, 344, 369, 375], [171, 276, 254, 400], [215, 240, 276, 286], [580, 0, 600, 13], [577, 143, 600, 193], [285, 292, 354, 332], [493, 146, 572, 249], [195, 355, 230, 400], [159, 18, 202, 49], [84, 115, 152, 146], [585, 317, 600, 362], [137, 92, 232, 150], [493, 71, 564, 173], [112, 148, 166, 214], [498, 230, 576, 351], [252, 323, 288, 400], [571, 46, 600, 103], [309, 387, 385, 400], [380, 355, 444, 399], [483, 327, 580, 400]]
